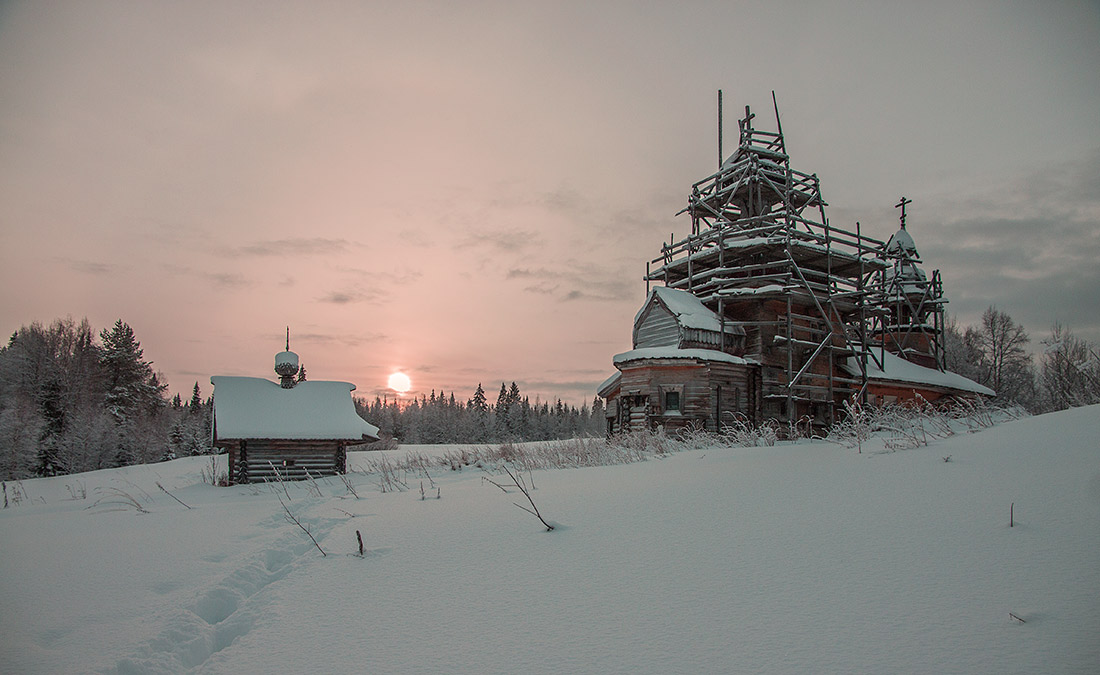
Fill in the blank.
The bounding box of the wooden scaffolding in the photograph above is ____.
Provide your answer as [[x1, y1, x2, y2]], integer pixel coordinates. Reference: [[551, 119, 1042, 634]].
[[870, 197, 947, 370], [644, 98, 901, 426]]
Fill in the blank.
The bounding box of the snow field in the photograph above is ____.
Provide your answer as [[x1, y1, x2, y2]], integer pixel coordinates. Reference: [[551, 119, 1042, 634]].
[[0, 406, 1097, 673]]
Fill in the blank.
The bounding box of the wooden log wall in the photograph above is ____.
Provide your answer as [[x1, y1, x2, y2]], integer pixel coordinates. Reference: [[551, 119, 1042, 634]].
[[221, 439, 347, 484], [707, 360, 759, 429], [616, 358, 759, 432]]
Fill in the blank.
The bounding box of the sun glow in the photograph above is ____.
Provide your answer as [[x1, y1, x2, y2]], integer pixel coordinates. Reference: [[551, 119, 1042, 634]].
[[387, 371, 412, 393]]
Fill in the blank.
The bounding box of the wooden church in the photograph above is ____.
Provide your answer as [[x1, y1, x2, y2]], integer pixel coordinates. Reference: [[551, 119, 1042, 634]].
[[599, 99, 991, 435], [211, 337, 379, 484]]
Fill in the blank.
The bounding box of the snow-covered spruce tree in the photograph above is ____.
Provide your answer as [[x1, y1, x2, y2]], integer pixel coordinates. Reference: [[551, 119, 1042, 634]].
[[179, 381, 213, 455], [403, 396, 422, 443], [515, 394, 531, 439], [419, 389, 443, 443], [357, 395, 397, 440], [494, 382, 509, 441], [101, 321, 149, 422], [165, 421, 184, 461], [99, 320, 168, 466], [33, 374, 66, 476], [465, 382, 490, 442], [505, 382, 523, 439], [447, 392, 460, 440], [589, 396, 605, 436], [188, 381, 202, 414]]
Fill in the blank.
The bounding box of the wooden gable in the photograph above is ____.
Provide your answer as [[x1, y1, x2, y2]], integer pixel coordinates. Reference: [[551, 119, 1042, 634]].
[[634, 297, 680, 349]]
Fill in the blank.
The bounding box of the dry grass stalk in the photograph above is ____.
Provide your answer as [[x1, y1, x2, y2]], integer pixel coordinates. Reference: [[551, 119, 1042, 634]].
[[501, 464, 554, 532], [156, 482, 192, 510], [280, 496, 325, 557]]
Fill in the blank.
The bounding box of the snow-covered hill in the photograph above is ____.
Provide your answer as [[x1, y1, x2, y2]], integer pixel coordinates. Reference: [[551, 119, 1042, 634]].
[[2, 406, 1098, 674]]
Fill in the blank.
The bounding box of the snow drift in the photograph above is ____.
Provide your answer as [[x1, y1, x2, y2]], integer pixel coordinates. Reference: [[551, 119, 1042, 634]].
[[1, 406, 1097, 674]]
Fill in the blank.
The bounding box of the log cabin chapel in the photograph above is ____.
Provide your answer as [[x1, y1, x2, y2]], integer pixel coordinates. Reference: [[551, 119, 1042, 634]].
[[211, 335, 379, 484], [598, 96, 991, 435]]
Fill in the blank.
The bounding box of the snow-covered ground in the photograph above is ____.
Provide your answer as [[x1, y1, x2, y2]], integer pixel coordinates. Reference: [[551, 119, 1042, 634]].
[[1, 406, 1098, 674]]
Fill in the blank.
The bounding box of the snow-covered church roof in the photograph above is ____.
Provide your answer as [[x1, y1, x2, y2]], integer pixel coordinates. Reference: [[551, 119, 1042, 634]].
[[883, 226, 936, 299], [637, 286, 745, 335], [843, 351, 994, 397], [614, 347, 755, 366], [211, 376, 379, 441]]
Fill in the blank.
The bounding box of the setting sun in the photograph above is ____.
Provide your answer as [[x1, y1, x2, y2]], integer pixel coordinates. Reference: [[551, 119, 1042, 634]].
[[387, 371, 412, 393]]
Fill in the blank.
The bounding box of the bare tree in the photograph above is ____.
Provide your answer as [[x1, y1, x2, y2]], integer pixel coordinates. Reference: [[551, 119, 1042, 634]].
[[976, 307, 1036, 407], [944, 315, 985, 384], [1039, 324, 1100, 411]]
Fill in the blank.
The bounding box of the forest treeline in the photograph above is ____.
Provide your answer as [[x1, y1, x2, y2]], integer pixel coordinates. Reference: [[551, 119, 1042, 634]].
[[355, 381, 606, 446], [0, 318, 212, 480], [1, 308, 1097, 480], [942, 307, 1099, 413]]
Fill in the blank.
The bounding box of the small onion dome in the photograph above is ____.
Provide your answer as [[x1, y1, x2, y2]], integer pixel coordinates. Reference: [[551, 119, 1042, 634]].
[[275, 350, 299, 388], [275, 350, 299, 373], [885, 227, 918, 258]]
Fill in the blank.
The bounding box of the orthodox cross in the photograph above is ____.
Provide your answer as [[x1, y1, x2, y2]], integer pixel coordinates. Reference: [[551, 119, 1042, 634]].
[[738, 105, 755, 135], [895, 196, 912, 230]]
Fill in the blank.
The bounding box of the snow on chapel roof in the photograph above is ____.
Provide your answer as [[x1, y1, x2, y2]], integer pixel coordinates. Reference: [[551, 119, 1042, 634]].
[[211, 376, 379, 441], [614, 347, 755, 366], [843, 352, 994, 397], [638, 286, 744, 334]]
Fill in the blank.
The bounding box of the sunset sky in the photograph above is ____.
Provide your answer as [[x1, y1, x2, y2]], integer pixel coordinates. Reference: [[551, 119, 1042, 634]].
[[1, 1, 1098, 405]]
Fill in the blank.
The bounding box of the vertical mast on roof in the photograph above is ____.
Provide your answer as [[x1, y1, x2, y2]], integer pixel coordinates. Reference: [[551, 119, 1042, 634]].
[[771, 91, 785, 154], [718, 90, 723, 170], [276, 327, 299, 389]]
